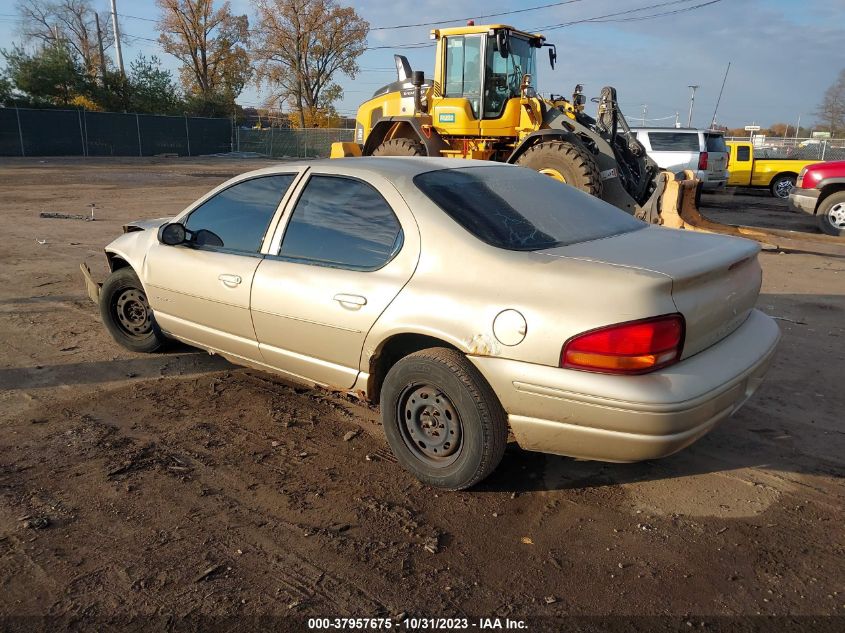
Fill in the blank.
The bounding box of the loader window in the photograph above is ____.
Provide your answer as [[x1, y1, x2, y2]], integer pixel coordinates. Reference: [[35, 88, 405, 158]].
[[484, 34, 536, 119], [444, 35, 483, 117]]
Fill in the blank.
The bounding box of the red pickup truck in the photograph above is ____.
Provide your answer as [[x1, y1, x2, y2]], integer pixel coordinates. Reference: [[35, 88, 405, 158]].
[[788, 161, 845, 236]]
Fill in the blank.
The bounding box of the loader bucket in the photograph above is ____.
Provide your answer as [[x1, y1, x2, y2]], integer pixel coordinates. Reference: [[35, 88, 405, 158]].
[[644, 170, 845, 256]]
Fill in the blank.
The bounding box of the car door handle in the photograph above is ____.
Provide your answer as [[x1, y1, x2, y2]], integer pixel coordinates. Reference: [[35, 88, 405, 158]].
[[333, 293, 367, 307], [218, 274, 242, 288]]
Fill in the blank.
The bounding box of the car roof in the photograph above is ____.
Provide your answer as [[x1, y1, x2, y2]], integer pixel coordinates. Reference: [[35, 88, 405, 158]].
[[631, 127, 723, 134], [235, 157, 510, 181]]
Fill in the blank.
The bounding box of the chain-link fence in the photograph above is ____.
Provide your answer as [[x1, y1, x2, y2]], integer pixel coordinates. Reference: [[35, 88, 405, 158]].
[[234, 127, 354, 159], [0, 107, 231, 157], [726, 136, 845, 162]]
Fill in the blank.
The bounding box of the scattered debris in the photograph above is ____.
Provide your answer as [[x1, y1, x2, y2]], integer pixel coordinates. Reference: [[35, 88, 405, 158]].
[[544, 596, 557, 604], [23, 516, 50, 530], [521, 536, 534, 545], [35, 239, 47, 245], [423, 536, 439, 554], [39, 212, 90, 221], [771, 315, 807, 325], [194, 563, 224, 583], [343, 429, 360, 442]]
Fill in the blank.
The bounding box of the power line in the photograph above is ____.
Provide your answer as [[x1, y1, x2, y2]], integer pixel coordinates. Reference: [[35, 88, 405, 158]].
[[369, 0, 587, 31], [531, 0, 720, 30]]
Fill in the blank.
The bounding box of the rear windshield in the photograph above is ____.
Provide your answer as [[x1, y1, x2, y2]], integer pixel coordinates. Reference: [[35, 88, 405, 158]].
[[647, 132, 700, 152], [413, 166, 645, 251], [705, 133, 727, 152]]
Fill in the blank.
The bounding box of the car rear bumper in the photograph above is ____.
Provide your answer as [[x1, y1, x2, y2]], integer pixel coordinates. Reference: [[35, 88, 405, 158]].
[[696, 169, 728, 191], [788, 188, 820, 214], [469, 309, 780, 463]]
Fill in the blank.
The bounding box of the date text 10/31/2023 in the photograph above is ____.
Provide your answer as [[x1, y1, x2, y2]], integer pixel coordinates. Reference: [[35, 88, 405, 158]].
[[306, 617, 529, 630]]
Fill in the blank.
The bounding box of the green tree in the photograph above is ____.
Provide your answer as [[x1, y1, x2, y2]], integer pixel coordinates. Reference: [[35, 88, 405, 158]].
[[128, 54, 184, 114], [0, 76, 12, 105], [1, 41, 87, 106]]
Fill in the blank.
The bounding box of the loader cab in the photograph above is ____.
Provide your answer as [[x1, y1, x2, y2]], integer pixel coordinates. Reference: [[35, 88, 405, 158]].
[[431, 25, 543, 135]]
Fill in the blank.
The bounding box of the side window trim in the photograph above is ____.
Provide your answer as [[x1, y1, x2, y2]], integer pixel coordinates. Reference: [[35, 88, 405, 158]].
[[268, 173, 405, 273], [175, 172, 303, 256]]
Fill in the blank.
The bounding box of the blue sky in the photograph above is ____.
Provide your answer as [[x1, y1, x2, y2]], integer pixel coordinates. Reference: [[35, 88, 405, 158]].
[[1, 0, 842, 130]]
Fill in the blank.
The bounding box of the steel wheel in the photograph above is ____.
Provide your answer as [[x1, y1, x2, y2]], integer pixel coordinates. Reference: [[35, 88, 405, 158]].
[[113, 288, 152, 338], [398, 384, 463, 468], [99, 267, 166, 353]]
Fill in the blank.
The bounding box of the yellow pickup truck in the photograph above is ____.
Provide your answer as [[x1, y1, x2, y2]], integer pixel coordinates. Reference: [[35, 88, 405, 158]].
[[726, 141, 820, 199]]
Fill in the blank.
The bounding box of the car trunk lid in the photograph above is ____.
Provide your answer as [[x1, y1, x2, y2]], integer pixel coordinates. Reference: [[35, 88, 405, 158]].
[[539, 227, 762, 358]]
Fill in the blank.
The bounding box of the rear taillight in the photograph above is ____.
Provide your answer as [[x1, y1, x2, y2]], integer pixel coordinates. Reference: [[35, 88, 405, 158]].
[[560, 314, 685, 375], [698, 152, 709, 170]]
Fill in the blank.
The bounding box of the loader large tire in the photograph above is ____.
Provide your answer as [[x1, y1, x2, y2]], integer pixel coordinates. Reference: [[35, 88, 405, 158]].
[[516, 140, 603, 197], [372, 138, 426, 156]]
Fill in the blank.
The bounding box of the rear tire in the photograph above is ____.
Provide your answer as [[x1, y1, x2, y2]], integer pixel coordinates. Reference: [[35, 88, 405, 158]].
[[816, 191, 845, 237], [516, 140, 603, 197], [100, 267, 166, 353], [380, 348, 507, 490], [372, 138, 426, 156], [770, 174, 796, 199]]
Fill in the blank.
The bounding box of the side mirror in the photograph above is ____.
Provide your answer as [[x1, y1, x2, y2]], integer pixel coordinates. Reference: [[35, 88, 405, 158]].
[[548, 46, 557, 69], [496, 30, 509, 59], [158, 222, 187, 246]]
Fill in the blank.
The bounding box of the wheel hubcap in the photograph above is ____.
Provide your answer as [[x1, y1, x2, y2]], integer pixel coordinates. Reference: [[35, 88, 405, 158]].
[[775, 179, 793, 198], [399, 384, 462, 468], [539, 168, 566, 183], [114, 288, 152, 337], [827, 203, 845, 229]]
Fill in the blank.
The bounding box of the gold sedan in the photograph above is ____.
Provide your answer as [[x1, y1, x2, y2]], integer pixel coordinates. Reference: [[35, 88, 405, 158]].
[[88, 158, 780, 490]]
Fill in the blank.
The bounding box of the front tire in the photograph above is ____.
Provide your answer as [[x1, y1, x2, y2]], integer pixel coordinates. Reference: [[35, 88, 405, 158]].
[[372, 138, 426, 156], [99, 267, 166, 353], [817, 191, 845, 237], [516, 140, 603, 197], [380, 348, 507, 490], [770, 174, 796, 199]]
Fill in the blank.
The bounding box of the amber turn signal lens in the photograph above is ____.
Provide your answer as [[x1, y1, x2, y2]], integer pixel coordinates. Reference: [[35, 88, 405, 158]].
[[561, 314, 685, 375]]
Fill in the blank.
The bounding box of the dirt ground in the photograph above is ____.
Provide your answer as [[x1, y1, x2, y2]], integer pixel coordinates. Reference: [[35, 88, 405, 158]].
[[0, 158, 843, 631]]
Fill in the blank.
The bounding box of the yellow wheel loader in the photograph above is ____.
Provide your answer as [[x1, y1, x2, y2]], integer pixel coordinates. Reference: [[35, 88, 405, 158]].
[[331, 23, 845, 252], [332, 23, 662, 217]]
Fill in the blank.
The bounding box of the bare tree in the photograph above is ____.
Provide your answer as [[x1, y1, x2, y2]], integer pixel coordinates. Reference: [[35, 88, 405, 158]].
[[815, 69, 845, 136], [252, 0, 368, 128], [17, 0, 113, 77], [156, 0, 250, 100]]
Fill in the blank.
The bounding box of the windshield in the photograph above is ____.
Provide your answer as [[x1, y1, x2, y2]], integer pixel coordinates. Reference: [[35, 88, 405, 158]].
[[484, 34, 536, 119], [414, 166, 645, 251]]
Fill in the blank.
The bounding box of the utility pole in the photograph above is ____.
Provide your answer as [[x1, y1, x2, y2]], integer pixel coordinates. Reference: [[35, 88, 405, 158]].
[[641, 103, 647, 126], [795, 114, 801, 140], [686, 85, 699, 128], [109, 0, 124, 76], [95, 13, 107, 83], [675, 111, 680, 128]]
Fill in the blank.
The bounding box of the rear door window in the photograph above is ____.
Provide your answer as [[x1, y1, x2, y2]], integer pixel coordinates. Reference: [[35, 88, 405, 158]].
[[278, 176, 403, 270], [647, 132, 700, 152], [736, 145, 751, 161]]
